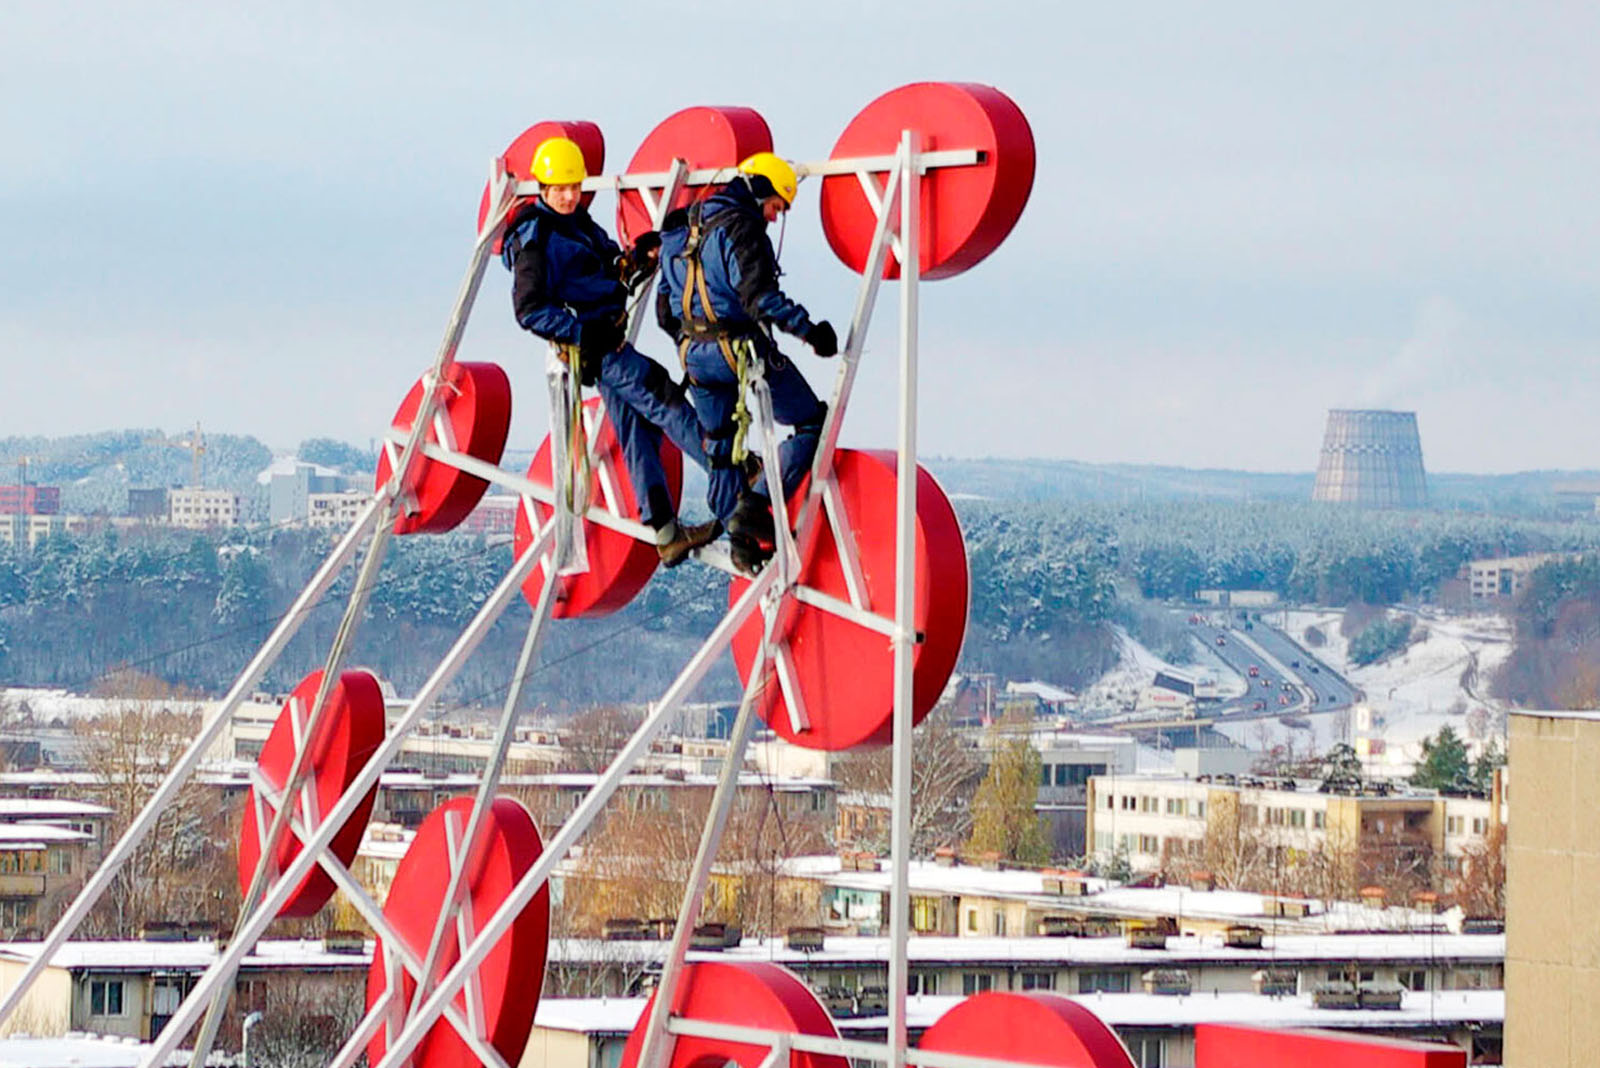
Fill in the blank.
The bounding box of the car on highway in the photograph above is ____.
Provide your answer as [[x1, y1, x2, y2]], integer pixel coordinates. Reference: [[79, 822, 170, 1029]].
[[1282, 681, 1294, 691], [1260, 678, 1271, 688], [1251, 699, 1265, 711], [1278, 694, 1291, 706], [1216, 636, 1226, 646], [1310, 665, 1320, 673], [1248, 665, 1260, 677], [1290, 660, 1300, 669]]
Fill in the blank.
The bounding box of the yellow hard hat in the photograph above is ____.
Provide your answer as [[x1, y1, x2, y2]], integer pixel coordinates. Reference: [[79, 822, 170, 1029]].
[[738, 152, 798, 205], [531, 137, 587, 186]]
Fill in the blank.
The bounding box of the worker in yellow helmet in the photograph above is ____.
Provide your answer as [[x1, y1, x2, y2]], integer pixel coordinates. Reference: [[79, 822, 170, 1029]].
[[502, 137, 718, 567], [655, 152, 837, 574]]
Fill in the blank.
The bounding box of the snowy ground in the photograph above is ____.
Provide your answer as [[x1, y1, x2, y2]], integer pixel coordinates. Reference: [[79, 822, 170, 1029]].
[[1080, 626, 1246, 717], [1222, 609, 1511, 773]]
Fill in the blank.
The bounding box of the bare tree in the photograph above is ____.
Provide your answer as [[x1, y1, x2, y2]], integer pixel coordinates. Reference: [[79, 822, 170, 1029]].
[[74, 670, 238, 937], [832, 705, 983, 855], [1454, 822, 1507, 920], [560, 705, 644, 773]]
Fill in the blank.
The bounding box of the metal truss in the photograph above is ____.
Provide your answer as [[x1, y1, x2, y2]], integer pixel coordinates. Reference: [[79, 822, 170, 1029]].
[[0, 135, 1060, 1068]]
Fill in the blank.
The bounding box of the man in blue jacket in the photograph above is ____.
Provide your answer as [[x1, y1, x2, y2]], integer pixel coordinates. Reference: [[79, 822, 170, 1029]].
[[656, 153, 838, 573], [504, 137, 717, 567]]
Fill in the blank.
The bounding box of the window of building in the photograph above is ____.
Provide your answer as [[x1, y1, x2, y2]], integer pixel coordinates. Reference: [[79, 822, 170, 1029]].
[[1019, 971, 1056, 991], [1446, 815, 1464, 835], [1473, 818, 1488, 835], [1165, 798, 1183, 815], [49, 850, 71, 875], [1094, 831, 1113, 852], [1140, 796, 1158, 813], [1121, 795, 1136, 811], [1104, 793, 1115, 810], [911, 897, 939, 934], [90, 979, 125, 1017], [909, 971, 939, 996], [1138, 835, 1158, 854], [1077, 970, 1131, 994], [0, 899, 31, 929], [962, 973, 994, 995], [1127, 1037, 1164, 1067], [1312, 811, 1325, 830], [1399, 969, 1428, 991], [1041, 764, 1052, 786], [1288, 809, 1306, 829], [992, 911, 1007, 937], [1194, 800, 1206, 819], [966, 910, 978, 933]]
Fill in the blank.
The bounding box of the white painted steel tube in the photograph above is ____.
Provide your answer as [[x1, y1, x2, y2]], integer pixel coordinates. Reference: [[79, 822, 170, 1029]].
[[0, 494, 381, 1031], [887, 128, 921, 1068], [368, 568, 776, 1068]]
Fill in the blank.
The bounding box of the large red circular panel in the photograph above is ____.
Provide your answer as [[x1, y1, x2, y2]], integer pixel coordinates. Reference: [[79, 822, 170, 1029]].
[[920, 992, 1136, 1068], [479, 120, 606, 254], [365, 797, 550, 1068], [375, 362, 513, 535], [238, 670, 385, 918], [615, 106, 772, 246], [514, 396, 682, 618], [619, 961, 848, 1068], [820, 82, 1034, 279], [729, 450, 968, 750]]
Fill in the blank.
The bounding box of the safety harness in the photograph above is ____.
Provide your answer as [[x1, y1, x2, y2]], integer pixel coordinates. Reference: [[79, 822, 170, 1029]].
[[678, 203, 759, 465]]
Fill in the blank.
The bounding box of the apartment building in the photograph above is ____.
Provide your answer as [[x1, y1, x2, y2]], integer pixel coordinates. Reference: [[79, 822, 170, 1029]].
[[167, 487, 238, 529], [1465, 552, 1566, 601], [1086, 774, 1496, 895], [305, 488, 369, 530]]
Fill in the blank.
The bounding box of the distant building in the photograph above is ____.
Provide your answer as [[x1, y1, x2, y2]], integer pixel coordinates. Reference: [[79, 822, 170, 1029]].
[[0, 514, 66, 551], [1311, 409, 1428, 508], [264, 460, 362, 527], [1465, 552, 1568, 601], [305, 489, 369, 530], [125, 487, 168, 520], [462, 493, 519, 536], [167, 487, 238, 529], [1087, 773, 1497, 894], [0, 485, 60, 516]]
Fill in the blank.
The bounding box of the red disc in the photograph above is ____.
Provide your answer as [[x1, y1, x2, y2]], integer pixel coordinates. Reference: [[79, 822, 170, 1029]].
[[237, 670, 385, 919], [729, 450, 968, 750], [515, 396, 682, 619], [619, 961, 849, 1068], [375, 362, 513, 535], [920, 992, 1136, 1068], [365, 797, 550, 1068], [820, 82, 1035, 279], [615, 106, 773, 246], [478, 120, 606, 254]]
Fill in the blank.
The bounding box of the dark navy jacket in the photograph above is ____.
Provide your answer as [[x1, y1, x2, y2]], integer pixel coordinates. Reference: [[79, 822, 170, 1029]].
[[656, 179, 813, 344], [502, 199, 626, 344]]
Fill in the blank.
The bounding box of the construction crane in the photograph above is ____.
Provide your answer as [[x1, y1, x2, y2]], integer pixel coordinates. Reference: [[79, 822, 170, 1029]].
[[146, 422, 207, 487]]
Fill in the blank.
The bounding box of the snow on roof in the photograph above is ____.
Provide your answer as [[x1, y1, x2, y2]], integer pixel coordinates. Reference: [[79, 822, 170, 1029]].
[[0, 824, 91, 844], [531, 990, 1503, 1036], [0, 1035, 225, 1067], [0, 939, 372, 972], [546, 931, 1503, 969], [0, 799, 111, 818], [1005, 681, 1076, 703]]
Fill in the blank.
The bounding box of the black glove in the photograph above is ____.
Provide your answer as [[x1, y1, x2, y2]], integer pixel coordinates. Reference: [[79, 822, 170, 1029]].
[[804, 320, 839, 358], [619, 231, 663, 289], [576, 317, 623, 386]]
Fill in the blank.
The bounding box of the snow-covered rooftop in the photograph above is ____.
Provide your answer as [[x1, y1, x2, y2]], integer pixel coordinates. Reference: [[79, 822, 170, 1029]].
[[0, 938, 371, 972], [546, 931, 1503, 968], [0, 799, 112, 818], [0, 1035, 225, 1067], [531, 990, 1503, 1036]]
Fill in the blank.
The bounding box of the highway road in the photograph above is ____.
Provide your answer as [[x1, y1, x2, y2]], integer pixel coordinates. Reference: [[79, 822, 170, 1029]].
[[1185, 610, 1361, 720]]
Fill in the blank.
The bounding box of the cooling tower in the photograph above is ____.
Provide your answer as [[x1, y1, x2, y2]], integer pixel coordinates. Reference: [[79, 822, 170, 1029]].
[[1311, 409, 1427, 507]]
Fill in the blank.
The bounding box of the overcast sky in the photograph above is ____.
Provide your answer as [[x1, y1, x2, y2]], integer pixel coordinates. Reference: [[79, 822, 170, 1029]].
[[4, 1, 1598, 473]]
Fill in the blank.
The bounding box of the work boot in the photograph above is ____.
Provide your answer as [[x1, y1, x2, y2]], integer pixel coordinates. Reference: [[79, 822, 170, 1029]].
[[655, 519, 721, 569], [727, 496, 775, 577], [726, 495, 775, 545]]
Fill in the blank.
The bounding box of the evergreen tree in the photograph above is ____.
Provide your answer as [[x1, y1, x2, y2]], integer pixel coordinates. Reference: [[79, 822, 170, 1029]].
[[1320, 743, 1364, 794], [1470, 737, 1505, 795], [1411, 726, 1473, 793], [967, 721, 1050, 865]]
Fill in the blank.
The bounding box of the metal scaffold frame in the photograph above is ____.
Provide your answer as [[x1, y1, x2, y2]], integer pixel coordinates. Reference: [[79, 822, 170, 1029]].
[[0, 132, 1068, 1068]]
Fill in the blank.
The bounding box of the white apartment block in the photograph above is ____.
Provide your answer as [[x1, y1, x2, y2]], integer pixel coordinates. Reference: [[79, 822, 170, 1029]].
[[168, 488, 239, 529], [305, 489, 370, 530]]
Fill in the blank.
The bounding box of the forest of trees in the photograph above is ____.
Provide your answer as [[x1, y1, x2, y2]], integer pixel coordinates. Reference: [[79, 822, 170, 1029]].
[[3, 497, 1599, 703]]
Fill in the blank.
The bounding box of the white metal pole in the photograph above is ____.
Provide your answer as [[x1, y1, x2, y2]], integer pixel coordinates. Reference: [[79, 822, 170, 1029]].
[[887, 127, 921, 1068], [368, 568, 776, 1068], [134, 529, 549, 1068], [637, 618, 777, 1068], [0, 495, 382, 1030]]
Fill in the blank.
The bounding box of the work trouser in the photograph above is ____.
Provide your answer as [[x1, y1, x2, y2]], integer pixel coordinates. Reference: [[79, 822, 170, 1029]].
[[596, 343, 708, 529], [683, 340, 825, 522]]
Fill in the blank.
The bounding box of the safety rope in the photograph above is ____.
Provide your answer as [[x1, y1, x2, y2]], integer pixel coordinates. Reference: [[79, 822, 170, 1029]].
[[556, 343, 593, 517]]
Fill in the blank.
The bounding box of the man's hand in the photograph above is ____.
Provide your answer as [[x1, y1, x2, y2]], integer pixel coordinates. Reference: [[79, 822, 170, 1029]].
[[620, 231, 662, 289], [576, 317, 623, 386], [804, 320, 839, 358]]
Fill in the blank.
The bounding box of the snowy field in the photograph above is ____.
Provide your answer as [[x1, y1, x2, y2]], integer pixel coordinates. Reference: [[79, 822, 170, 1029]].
[[1092, 607, 1512, 775]]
